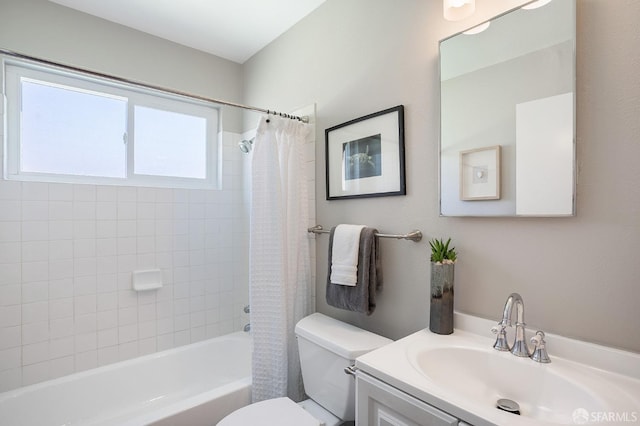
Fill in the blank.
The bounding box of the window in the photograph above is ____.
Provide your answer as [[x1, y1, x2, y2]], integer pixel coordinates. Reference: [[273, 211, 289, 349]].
[[3, 58, 220, 189]]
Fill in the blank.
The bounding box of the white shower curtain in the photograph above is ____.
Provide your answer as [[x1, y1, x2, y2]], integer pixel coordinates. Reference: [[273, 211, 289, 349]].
[[249, 115, 312, 403]]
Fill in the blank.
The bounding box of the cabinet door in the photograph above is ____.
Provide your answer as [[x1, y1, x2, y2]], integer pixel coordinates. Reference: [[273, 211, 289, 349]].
[[356, 372, 458, 426]]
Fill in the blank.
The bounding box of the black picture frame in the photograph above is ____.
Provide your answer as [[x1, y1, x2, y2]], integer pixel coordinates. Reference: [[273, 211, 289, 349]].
[[325, 105, 406, 200]]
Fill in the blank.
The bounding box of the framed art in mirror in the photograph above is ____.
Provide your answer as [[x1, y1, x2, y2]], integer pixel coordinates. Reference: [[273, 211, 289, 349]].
[[459, 145, 501, 201], [326, 105, 405, 200]]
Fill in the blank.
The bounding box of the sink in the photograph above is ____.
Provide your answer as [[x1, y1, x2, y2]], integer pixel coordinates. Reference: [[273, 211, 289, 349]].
[[355, 314, 640, 426], [409, 346, 606, 424]]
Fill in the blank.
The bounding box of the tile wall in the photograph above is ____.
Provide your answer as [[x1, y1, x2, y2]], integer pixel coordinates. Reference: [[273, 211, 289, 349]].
[[0, 132, 250, 392]]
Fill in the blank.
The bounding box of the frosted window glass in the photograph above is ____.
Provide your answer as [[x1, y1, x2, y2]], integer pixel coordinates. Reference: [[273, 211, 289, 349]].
[[21, 80, 127, 178], [134, 106, 207, 179]]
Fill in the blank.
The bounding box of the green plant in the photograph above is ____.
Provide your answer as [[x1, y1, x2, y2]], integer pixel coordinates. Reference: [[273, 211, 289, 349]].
[[429, 238, 457, 264]]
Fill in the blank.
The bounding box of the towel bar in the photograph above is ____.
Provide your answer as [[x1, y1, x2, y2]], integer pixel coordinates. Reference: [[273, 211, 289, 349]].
[[307, 225, 422, 242]]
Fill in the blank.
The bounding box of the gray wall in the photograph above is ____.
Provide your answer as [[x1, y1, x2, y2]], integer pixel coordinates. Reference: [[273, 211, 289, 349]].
[[0, 0, 244, 132], [244, 0, 640, 353]]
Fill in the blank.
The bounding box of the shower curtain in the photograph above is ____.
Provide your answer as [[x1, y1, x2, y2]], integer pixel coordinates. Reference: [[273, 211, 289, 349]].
[[249, 115, 312, 403]]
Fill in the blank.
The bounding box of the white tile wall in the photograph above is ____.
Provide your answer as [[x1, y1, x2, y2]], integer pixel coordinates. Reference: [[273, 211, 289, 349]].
[[0, 131, 250, 392]]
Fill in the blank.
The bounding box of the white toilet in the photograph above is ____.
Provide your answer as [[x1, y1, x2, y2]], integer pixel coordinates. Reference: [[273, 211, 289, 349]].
[[218, 312, 392, 426]]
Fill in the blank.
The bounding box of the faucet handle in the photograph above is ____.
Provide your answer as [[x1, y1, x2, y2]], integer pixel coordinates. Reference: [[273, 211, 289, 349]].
[[530, 331, 551, 363], [530, 330, 546, 347], [491, 324, 510, 352]]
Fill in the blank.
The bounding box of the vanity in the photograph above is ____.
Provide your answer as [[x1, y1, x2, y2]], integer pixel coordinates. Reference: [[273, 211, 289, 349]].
[[354, 312, 640, 425]]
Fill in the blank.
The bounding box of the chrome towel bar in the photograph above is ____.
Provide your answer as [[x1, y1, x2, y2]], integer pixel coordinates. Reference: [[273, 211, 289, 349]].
[[307, 225, 422, 242]]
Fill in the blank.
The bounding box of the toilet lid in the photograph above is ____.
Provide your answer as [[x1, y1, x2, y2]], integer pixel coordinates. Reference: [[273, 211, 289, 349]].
[[218, 397, 321, 426]]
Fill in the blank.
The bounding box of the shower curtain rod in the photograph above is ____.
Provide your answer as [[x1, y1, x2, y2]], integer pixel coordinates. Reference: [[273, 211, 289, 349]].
[[0, 48, 309, 124]]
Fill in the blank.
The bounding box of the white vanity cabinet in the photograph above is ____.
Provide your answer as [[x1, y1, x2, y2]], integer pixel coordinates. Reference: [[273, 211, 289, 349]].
[[356, 371, 464, 426]]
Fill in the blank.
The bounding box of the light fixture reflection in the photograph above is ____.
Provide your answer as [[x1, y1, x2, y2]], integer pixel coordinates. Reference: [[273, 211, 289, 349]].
[[463, 21, 491, 35], [522, 0, 553, 10], [443, 0, 476, 21]]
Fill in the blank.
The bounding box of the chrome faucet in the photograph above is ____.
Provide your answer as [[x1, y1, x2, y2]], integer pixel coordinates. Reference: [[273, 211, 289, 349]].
[[492, 293, 530, 357], [491, 293, 550, 363]]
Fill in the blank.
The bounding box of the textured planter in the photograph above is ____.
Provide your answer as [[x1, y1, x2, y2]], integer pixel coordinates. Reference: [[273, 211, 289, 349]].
[[429, 262, 454, 335]]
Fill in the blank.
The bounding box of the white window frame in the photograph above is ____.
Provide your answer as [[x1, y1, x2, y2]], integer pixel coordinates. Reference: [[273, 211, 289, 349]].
[[2, 56, 221, 190]]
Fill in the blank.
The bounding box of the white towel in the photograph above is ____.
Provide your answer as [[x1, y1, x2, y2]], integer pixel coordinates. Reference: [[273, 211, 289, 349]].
[[330, 224, 365, 286]]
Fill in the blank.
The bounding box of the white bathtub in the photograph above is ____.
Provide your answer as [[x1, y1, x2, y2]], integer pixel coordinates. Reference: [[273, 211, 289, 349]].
[[0, 332, 251, 426]]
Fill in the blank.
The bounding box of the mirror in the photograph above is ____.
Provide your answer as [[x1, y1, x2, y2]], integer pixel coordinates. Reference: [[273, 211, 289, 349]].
[[439, 0, 576, 216]]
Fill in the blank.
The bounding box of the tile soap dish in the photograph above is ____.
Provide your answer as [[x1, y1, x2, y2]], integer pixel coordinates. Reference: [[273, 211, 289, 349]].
[[132, 269, 163, 291]]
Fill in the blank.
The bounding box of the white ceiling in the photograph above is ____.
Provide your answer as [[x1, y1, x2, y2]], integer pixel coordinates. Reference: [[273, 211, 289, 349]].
[[48, 0, 327, 64]]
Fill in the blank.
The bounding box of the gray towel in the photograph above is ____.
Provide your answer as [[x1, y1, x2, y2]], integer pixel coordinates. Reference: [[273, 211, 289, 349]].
[[326, 226, 382, 315]]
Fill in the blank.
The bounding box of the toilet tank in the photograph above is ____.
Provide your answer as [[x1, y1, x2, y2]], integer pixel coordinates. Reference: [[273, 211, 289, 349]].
[[294, 313, 392, 421]]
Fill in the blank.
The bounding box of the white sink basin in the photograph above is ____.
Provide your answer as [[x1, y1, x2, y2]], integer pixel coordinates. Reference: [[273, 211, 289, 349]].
[[410, 346, 607, 424], [356, 314, 640, 426]]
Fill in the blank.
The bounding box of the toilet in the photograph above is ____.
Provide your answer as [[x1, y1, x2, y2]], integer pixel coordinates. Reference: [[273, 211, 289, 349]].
[[218, 312, 392, 426]]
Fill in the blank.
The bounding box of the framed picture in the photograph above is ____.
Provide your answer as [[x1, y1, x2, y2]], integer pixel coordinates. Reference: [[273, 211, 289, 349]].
[[459, 145, 501, 200], [326, 105, 405, 200]]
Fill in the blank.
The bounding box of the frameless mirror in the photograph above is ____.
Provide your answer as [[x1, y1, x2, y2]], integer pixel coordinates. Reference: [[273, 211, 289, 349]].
[[439, 0, 576, 216]]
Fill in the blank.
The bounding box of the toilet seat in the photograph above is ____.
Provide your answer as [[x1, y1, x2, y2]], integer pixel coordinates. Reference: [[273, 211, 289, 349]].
[[217, 397, 321, 426]]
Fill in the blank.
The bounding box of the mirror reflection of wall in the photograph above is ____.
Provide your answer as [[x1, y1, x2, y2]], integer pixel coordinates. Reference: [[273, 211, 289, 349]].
[[440, 0, 575, 217]]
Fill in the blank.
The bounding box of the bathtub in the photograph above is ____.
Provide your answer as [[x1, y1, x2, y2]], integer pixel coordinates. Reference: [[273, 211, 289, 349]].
[[0, 332, 251, 426]]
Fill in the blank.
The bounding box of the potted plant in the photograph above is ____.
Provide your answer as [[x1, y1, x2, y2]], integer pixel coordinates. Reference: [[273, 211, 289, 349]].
[[429, 238, 457, 335]]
